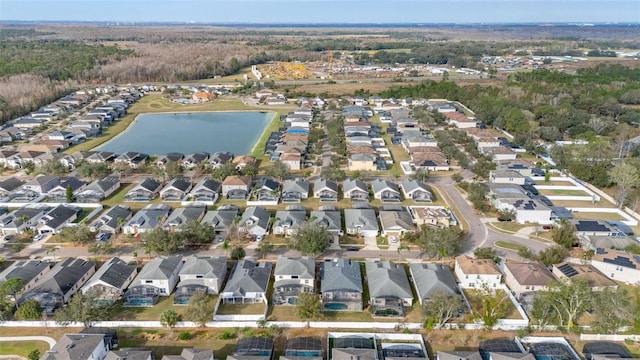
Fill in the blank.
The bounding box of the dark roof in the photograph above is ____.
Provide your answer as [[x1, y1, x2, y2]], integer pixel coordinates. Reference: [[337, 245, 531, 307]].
[[575, 220, 613, 233], [23, 258, 95, 298], [529, 342, 579, 360], [41, 205, 80, 229], [89, 257, 137, 289], [0, 177, 24, 192], [166, 177, 191, 192], [0, 260, 50, 285], [583, 342, 632, 360], [333, 337, 373, 349], [234, 337, 274, 355], [138, 177, 162, 192], [285, 337, 322, 354], [479, 339, 523, 354]]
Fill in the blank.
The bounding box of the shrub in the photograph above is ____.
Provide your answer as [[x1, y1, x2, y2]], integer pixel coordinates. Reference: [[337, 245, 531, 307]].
[[178, 332, 192, 340]]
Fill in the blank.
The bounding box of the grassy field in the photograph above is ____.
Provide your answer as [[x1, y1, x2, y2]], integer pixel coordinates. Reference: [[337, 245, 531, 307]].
[[0, 340, 50, 358], [495, 241, 528, 252], [533, 180, 575, 186], [537, 188, 590, 196], [551, 199, 616, 208], [488, 222, 530, 233], [571, 211, 627, 221]]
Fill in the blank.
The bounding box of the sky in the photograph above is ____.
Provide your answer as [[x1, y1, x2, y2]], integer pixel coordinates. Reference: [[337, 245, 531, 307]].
[[0, 0, 639, 24]]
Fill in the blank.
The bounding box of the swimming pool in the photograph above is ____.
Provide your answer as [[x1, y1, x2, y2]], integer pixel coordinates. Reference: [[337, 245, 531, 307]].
[[288, 297, 297, 305], [324, 303, 348, 310]]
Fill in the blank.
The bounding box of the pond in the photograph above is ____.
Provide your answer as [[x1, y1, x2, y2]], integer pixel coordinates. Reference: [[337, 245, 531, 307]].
[[96, 111, 274, 155]]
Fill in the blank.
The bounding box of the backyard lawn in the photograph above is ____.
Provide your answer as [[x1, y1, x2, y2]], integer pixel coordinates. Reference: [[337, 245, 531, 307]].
[[571, 211, 628, 221], [0, 340, 50, 358], [463, 289, 522, 321], [111, 294, 217, 321], [551, 199, 616, 208], [536, 188, 590, 197], [216, 302, 266, 315]]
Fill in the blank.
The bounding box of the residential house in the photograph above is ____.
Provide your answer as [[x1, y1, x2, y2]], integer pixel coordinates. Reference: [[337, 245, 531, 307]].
[[36, 205, 80, 234], [227, 337, 274, 360], [200, 205, 238, 236], [163, 349, 214, 360], [85, 151, 116, 164], [18, 258, 95, 315], [489, 170, 526, 185], [47, 177, 87, 201], [232, 155, 256, 170], [23, 175, 60, 195], [503, 262, 556, 299], [273, 209, 307, 236], [313, 179, 339, 202], [331, 336, 376, 360], [342, 179, 369, 202], [281, 178, 309, 203], [348, 154, 377, 171], [409, 263, 459, 306], [0, 150, 18, 166], [182, 152, 210, 169], [0, 206, 48, 235], [208, 151, 234, 168], [220, 259, 272, 304], [552, 262, 617, 290], [41, 333, 111, 360], [365, 260, 413, 317], [309, 209, 342, 235], [344, 208, 379, 237], [590, 248, 640, 285], [0, 260, 50, 296], [122, 204, 172, 235], [0, 177, 25, 198], [320, 259, 363, 311], [175, 256, 228, 304], [371, 179, 401, 203], [574, 220, 624, 237], [409, 206, 457, 226], [273, 256, 315, 305], [250, 178, 280, 203], [81, 257, 138, 304], [160, 177, 192, 202], [155, 152, 184, 168], [124, 256, 184, 305], [162, 206, 206, 232], [114, 152, 149, 168], [89, 205, 133, 234], [454, 256, 502, 289], [222, 175, 252, 199], [106, 350, 153, 360], [379, 209, 415, 237], [7, 151, 44, 169], [400, 179, 433, 202], [186, 177, 220, 204], [239, 206, 271, 237], [76, 175, 121, 202], [124, 178, 162, 201]]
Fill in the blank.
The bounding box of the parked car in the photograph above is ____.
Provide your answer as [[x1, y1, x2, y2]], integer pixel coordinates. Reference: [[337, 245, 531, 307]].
[[95, 232, 111, 241], [346, 246, 360, 251], [33, 234, 45, 242]]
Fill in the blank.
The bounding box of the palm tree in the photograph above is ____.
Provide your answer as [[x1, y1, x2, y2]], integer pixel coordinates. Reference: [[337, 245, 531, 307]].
[[46, 246, 59, 261], [397, 243, 409, 262]]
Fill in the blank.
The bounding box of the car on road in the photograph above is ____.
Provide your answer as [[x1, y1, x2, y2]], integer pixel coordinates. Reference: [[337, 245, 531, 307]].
[[33, 234, 45, 242], [346, 246, 359, 251]]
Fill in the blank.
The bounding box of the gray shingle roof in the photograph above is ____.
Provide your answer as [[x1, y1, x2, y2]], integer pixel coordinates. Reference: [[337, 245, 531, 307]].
[[163, 207, 206, 227], [309, 210, 342, 232], [22, 258, 95, 299], [179, 256, 227, 281], [105, 349, 153, 360], [42, 333, 107, 360], [344, 209, 379, 232], [200, 208, 238, 230], [321, 259, 362, 293], [370, 179, 399, 195], [343, 179, 367, 194], [134, 256, 183, 282], [224, 259, 272, 295], [409, 263, 458, 302], [86, 257, 136, 289], [313, 179, 338, 194], [0, 260, 49, 285], [282, 178, 309, 195], [365, 260, 412, 300], [379, 210, 414, 232], [274, 256, 315, 279]]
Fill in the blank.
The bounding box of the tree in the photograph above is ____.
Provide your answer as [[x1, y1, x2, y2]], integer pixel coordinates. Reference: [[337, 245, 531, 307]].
[[46, 246, 59, 261], [423, 292, 464, 329], [496, 209, 516, 222], [411, 168, 429, 183], [160, 309, 179, 335], [295, 293, 322, 322], [88, 241, 115, 255], [65, 184, 74, 203], [287, 222, 331, 255], [403, 225, 464, 259], [54, 291, 112, 327], [211, 162, 237, 180], [530, 294, 557, 330], [14, 300, 42, 320], [538, 279, 592, 330], [551, 220, 578, 248], [56, 224, 95, 245], [27, 350, 40, 360], [534, 245, 569, 266], [37, 159, 66, 176], [141, 228, 182, 255], [265, 161, 289, 180], [76, 161, 110, 181], [473, 247, 500, 263], [230, 246, 245, 260], [22, 162, 35, 175], [0, 278, 23, 298], [609, 162, 640, 208], [255, 238, 274, 259], [592, 286, 636, 334], [320, 168, 346, 181], [397, 243, 409, 262], [473, 287, 510, 330], [176, 221, 215, 247], [185, 292, 214, 327], [164, 161, 184, 179]]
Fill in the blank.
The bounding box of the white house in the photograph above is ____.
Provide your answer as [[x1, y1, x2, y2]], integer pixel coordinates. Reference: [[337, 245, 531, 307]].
[[590, 248, 640, 286], [454, 256, 502, 289], [128, 256, 184, 296], [489, 170, 526, 185]]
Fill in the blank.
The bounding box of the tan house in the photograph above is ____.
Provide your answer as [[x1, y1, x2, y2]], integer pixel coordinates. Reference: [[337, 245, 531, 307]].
[[222, 175, 252, 199], [454, 256, 502, 289], [232, 155, 256, 170], [552, 262, 617, 291], [280, 153, 301, 170], [503, 262, 556, 298], [410, 206, 453, 227], [348, 154, 377, 171]]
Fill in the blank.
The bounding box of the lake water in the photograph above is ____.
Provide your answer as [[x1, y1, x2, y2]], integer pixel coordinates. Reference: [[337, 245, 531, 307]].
[[95, 111, 274, 155]]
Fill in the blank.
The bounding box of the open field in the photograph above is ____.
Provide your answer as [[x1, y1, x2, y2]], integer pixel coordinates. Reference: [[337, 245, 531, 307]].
[[537, 188, 590, 197], [571, 211, 628, 221], [551, 199, 616, 208]]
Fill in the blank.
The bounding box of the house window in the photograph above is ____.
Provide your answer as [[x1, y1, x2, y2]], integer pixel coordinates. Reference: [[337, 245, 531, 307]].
[[465, 275, 468, 279], [469, 283, 475, 287], [145, 280, 153, 284], [304, 280, 309, 284], [291, 275, 299, 279], [160, 288, 166, 294], [196, 275, 203, 279], [525, 286, 530, 290], [531, 286, 535, 291]]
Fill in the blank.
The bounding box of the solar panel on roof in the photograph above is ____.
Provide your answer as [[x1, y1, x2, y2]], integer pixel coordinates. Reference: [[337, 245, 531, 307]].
[[603, 256, 636, 269], [557, 264, 578, 277]]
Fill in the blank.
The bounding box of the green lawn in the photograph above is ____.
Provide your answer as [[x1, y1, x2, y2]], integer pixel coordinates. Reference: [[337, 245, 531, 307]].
[[100, 183, 163, 210], [488, 222, 531, 233], [0, 340, 50, 358], [216, 302, 266, 315], [111, 294, 217, 321], [495, 241, 527, 252], [571, 211, 627, 221], [537, 188, 590, 196]]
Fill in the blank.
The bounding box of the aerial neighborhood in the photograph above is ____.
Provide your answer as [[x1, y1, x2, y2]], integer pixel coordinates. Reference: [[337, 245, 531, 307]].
[[1, 22, 640, 360]]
